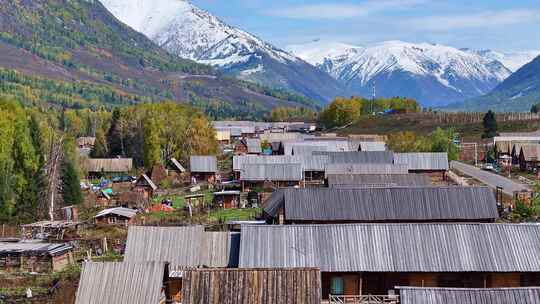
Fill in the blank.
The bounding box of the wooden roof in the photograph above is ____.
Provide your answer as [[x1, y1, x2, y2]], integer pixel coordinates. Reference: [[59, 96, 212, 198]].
[[83, 158, 133, 173], [398, 287, 540, 304], [519, 144, 540, 161], [75, 262, 165, 304], [190, 156, 218, 173], [263, 187, 498, 222], [239, 223, 540, 272], [327, 174, 431, 188], [181, 268, 322, 304], [124, 226, 239, 270]]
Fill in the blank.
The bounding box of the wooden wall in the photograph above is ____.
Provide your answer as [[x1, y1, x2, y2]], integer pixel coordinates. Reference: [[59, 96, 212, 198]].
[[181, 268, 321, 304]]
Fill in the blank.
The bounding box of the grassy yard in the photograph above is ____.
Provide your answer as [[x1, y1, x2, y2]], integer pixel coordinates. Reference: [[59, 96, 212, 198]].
[[208, 208, 262, 223], [153, 189, 215, 209]]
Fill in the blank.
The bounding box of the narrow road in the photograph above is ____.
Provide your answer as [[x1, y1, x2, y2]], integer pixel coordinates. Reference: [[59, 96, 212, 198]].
[[450, 161, 531, 196]]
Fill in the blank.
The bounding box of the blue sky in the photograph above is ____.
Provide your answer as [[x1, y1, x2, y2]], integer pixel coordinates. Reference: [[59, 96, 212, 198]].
[[192, 0, 540, 51]]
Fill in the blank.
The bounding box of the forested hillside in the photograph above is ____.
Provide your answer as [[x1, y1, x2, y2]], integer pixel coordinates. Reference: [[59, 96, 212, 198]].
[[0, 97, 218, 224], [0, 0, 316, 119]]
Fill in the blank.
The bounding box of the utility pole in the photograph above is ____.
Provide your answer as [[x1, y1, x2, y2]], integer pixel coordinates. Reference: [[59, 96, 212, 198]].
[[371, 81, 376, 115]]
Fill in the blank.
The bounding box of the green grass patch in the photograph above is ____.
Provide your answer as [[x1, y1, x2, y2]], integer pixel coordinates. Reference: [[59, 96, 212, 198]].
[[208, 208, 261, 223]]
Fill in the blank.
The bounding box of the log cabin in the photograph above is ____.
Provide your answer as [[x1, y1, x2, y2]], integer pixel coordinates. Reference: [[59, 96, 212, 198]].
[[239, 224, 540, 299], [263, 187, 499, 224]]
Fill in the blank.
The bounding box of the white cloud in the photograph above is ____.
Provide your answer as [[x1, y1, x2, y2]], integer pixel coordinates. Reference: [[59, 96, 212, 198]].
[[265, 0, 424, 20], [406, 9, 540, 31]]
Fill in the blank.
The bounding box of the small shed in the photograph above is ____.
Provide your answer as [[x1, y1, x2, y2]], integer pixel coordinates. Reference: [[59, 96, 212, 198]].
[[181, 268, 322, 304], [213, 190, 241, 209], [169, 158, 186, 174], [215, 129, 231, 144], [190, 156, 218, 183], [0, 241, 73, 273], [519, 144, 540, 171], [133, 174, 157, 200], [83, 158, 133, 177], [96, 190, 112, 207], [240, 163, 303, 190], [94, 207, 137, 226]]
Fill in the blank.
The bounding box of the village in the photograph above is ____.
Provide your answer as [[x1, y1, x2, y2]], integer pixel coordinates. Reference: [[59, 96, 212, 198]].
[[2, 119, 540, 304]]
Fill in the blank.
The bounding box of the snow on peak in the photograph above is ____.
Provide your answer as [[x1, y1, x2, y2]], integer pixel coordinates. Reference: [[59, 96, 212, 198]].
[[100, 0, 299, 66], [289, 40, 511, 87], [469, 49, 540, 72]]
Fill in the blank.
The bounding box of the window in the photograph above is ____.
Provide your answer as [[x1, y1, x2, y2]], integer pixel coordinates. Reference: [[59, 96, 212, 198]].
[[331, 276, 344, 295]]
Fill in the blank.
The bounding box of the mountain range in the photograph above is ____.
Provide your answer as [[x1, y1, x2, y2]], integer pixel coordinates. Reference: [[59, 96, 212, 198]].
[[289, 40, 539, 107], [100, 0, 346, 103], [100, 0, 540, 109], [0, 0, 318, 120], [445, 55, 540, 112]]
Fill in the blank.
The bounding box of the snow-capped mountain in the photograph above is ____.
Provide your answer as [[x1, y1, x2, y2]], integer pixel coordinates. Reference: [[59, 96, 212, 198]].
[[100, 0, 345, 103], [289, 40, 514, 107], [470, 50, 540, 73]]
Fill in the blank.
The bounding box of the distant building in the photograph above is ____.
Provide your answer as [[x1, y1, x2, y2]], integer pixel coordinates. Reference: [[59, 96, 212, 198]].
[[263, 187, 498, 224], [190, 156, 218, 183], [94, 207, 137, 226], [83, 158, 133, 178], [0, 242, 73, 273], [133, 174, 157, 201]]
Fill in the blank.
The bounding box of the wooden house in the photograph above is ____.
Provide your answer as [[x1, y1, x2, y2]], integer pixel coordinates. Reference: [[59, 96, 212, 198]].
[[235, 138, 262, 155], [263, 187, 498, 224], [239, 224, 540, 298], [0, 242, 73, 273], [240, 163, 303, 190], [213, 190, 241, 209], [96, 190, 112, 207], [215, 129, 231, 145], [327, 174, 431, 188], [397, 286, 540, 304], [180, 268, 322, 304], [190, 156, 218, 183], [133, 174, 157, 201], [94, 207, 137, 226], [124, 226, 239, 272], [233, 155, 328, 183], [83, 158, 133, 178], [325, 163, 409, 177], [117, 191, 147, 209], [394, 152, 449, 181], [519, 144, 540, 171], [75, 262, 167, 304]]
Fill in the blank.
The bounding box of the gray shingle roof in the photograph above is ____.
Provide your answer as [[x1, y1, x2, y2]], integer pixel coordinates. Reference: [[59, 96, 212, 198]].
[[263, 187, 498, 222], [233, 155, 328, 172], [240, 163, 303, 181], [283, 140, 352, 155], [395, 152, 449, 171], [359, 142, 387, 151], [190, 156, 218, 173], [83, 158, 133, 173], [239, 223, 540, 272], [398, 287, 540, 304], [181, 268, 322, 304], [0, 242, 72, 256], [94, 207, 138, 219], [124, 226, 238, 270], [327, 174, 431, 188], [75, 262, 165, 304], [325, 163, 409, 176], [315, 151, 395, 164]]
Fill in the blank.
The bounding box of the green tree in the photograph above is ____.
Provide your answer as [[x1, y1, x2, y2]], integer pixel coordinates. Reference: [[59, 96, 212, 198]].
[[482, 110, 498, 138], [107, 108, 125, 157], [61, 157, 82, 206], [430, 128, 459, 161], [143, 118, 161, 167], [90, 128, 109, 158], [319, 97, 362, 129]]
